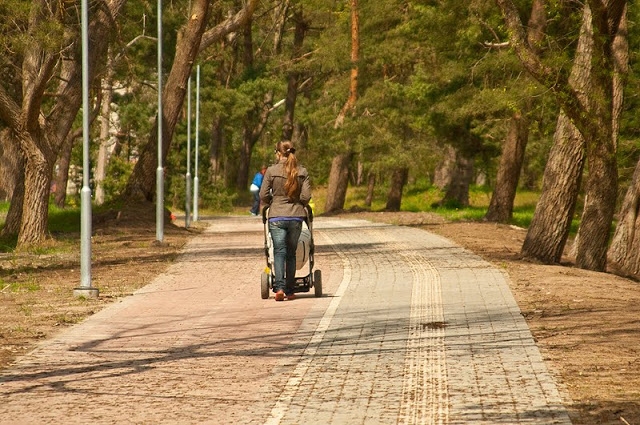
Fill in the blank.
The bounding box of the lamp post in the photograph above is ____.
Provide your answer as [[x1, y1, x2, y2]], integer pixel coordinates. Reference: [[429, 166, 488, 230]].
[[156, 0, 164, 242], [193, 65, 200, 221], [185, 75, 192, 228], [74, 0, 98, 298]]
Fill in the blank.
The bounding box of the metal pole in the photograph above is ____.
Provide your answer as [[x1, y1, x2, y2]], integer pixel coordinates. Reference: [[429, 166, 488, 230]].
[[185, 75, 192, 228], [156, 0, 164, 242], [74, 0, 98, 298], [193, 65, 200, 221]]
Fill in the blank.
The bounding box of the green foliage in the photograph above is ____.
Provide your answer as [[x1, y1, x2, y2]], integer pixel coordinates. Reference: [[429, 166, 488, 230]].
[[102, 157, 135, 203], [198, 181, 237, 213]]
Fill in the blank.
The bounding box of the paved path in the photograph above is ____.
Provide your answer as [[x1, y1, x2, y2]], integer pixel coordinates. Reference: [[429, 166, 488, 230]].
[[0, 216, 571, 424]]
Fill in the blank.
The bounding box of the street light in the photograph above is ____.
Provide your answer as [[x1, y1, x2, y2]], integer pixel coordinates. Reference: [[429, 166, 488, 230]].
[[156, 0, 164, 242], [193, 65, 200, 221], [74, 0, 98, 298], [185, 75, 192, 228]]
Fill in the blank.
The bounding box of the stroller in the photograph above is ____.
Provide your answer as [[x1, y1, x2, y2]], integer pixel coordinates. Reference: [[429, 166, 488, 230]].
[[261, 205, 322, 299]]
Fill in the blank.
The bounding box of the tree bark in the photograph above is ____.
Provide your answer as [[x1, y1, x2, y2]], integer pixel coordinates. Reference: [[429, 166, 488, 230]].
[[521, 113, 585, 262], [485, 111, 529, 223], [208, 116, 225, 184], [485, 0, 544, 223], [386, 167, 408, 211], [365, 172, 375, 207], [326, 0, 359, 213], [433, 145, 455, 190], [52, 130, 79, 209], [0, 128, 20, 203], [95, 50, 116, 205], [198, 0, 259, 54], [604, 5, 633, 274], [440, 149, 473, 208], [0, 130, 24, 237], [334, 0, 359, 129], [572, 1, 624, 271], [608, 158, 640, 277], [325, 153, 353, 214]]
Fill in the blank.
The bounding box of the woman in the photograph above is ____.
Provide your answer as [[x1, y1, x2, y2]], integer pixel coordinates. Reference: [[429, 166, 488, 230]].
[[260, 140, 312, 301]]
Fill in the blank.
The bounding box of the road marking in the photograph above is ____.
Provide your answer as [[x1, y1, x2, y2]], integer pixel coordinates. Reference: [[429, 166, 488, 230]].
[[263, 232, 351, 425], [398, 250, 449, 424]]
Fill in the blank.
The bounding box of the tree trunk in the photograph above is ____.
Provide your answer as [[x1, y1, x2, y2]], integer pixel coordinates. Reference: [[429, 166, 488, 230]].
[[576, 2, 638, 273], [325, 153, 353, 214], [608, 158, 640, 277], [2, 176, 24, 238], [521, 113, 585, 262], [0, 133, 24, 237], [572, 2, 623, 271], [440, 150, 473, 208], [334, 0, 359, 129], [124, 0, 210, 201], [208, 116, 225, 184], [95, 50, 116, 205], [433, 145, 455, 190], [606, 6, 636, 276], [282, 7, 307, 142], [19, 132, 54, 247], [485, 0, 544, 223], [52, 131, 78, 209], [485, 111, 529, 223], [386, 167, 408, 211], [365, 172, 375, 207], [0, 128, 20, 203], [325, 0, 359, 214]]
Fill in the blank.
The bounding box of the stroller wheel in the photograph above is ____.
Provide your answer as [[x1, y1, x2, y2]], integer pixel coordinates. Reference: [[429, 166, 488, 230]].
[[313, 269, 322, 297], [261, 272, 270, 299]]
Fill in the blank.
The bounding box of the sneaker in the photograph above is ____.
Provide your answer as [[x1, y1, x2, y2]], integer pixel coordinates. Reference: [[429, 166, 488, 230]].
[[286, 293, 296, 301], [275, 290, 285, 301]]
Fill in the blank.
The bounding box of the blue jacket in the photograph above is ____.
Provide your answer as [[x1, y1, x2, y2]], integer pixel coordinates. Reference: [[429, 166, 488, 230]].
[[251, 172, 264, 190]]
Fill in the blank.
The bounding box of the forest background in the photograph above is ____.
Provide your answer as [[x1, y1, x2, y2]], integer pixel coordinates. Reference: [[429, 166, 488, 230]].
[[0, 0, 639, 278]]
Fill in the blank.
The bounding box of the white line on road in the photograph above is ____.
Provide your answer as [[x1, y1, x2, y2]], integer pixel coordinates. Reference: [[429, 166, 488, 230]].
[[263, 233, 352, 425]]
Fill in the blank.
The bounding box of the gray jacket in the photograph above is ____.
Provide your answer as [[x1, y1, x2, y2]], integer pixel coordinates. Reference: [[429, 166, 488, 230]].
[[259, 160, 312, 218]]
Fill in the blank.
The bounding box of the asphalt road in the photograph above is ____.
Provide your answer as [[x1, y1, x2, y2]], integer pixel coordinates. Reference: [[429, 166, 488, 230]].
[[0, 216, 571, 424]]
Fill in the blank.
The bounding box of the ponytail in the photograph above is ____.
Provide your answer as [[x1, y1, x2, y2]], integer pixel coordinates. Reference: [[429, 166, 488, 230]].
[[276, 140, 300, 201]]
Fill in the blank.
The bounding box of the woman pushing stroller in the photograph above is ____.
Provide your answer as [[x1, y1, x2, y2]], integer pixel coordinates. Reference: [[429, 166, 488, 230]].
[[260, 140, 312, 301]]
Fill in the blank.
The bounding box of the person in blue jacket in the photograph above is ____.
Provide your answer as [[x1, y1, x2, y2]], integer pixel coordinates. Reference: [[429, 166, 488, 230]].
[[249, 166, 267, 216]]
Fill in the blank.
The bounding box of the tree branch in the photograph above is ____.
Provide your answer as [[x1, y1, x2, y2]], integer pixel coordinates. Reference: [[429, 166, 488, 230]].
[[198, 0, 260, 54], [0, 86, 20, 128]]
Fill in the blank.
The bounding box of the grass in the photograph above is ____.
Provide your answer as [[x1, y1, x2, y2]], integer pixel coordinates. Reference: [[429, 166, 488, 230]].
[[309, 182, 542, 229], [0, 201, 121, 253]]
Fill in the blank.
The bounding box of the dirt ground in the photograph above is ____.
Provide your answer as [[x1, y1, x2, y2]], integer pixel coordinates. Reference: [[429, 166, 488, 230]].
[[1, 206, 639, 425]]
